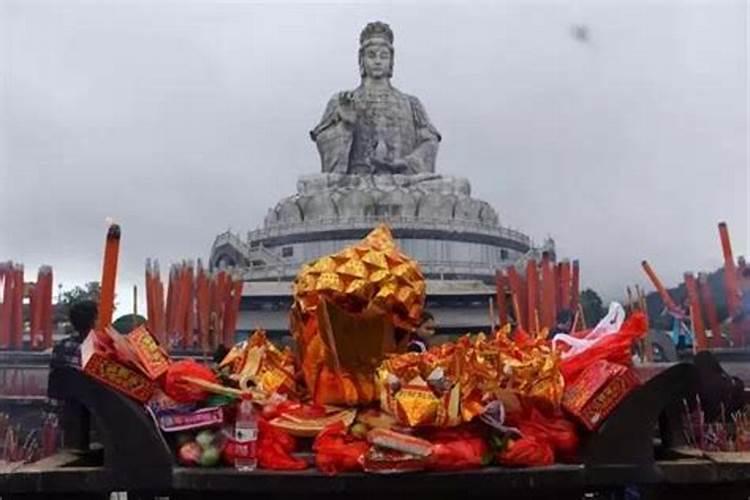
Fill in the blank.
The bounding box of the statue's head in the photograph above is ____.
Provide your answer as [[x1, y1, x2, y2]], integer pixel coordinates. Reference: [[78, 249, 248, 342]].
[[358, 21, 394, 79]]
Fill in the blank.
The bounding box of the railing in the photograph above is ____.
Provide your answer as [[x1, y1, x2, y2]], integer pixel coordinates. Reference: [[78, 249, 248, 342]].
[[212, 231, 248, 253], [242, 258, 508, 281], [246, 216, 532, 246]]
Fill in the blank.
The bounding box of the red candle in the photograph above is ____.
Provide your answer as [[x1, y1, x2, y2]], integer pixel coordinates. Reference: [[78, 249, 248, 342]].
[[96, 224, 121, 330], [684, 272, 707, 351]]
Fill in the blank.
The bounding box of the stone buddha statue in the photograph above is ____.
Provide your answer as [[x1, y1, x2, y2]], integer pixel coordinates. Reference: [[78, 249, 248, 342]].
[[310, 22, 441, 175]]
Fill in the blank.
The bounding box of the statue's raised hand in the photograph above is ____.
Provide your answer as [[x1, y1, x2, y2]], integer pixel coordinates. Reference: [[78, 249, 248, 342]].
[[337, 92, 357, 125], [371, 157, 409, 174]]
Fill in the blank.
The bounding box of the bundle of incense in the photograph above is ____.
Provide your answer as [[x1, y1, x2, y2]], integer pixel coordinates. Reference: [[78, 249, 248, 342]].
[[495, 269, 508, 328], [559, 260, 572, 311], [698, 273, 724, 348], [29, 278, 42, 349], [28, 266, 54, 350], [145, 259, 246, 353], [540, 252, 554, 329], [41, 413, 60, 458], [570, 260, 581, 314], [625, 286, 634, 314], [683, 272, 707, 351], [682, 398, 699, 448], [145, 259, 155, 335], [20, 429, 39, 463], [0, 263, 11, 349], [498, 256, 582, 334], [165, 265, 177, 348], [695, 395, 706, 449], [526, 259, 539, 336], [196, 259, 210, 351], [154, 261, 166, 346], [180, 375, 265, 404]]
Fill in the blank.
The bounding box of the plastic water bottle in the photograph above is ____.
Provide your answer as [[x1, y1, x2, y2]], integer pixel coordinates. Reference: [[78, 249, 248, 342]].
[[234, 394, 258, 471]]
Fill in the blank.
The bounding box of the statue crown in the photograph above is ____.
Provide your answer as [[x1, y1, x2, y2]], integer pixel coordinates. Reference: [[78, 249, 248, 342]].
[[359, 21, 394, 47]]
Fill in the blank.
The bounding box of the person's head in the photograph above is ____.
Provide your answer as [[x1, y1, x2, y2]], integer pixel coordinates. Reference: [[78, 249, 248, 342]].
[[69, 300, 98, 338], [358, 21, 394, 80], [555, 309, 574, 333], [415, 311, 436, 340], [741, 266, 750, 291]]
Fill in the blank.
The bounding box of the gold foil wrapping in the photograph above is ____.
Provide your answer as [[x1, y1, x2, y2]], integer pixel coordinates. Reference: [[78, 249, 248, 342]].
[[376, 326, 564, 427], [219, 330, 297, 396], [291, 225, 427, 406], [293, 225, 425, 329]]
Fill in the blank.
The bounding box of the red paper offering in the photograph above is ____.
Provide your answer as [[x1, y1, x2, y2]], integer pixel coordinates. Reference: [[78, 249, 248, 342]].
[[562, 360, 639, 430], [81, 333, 156, 403], [128, 326, 170, 380]]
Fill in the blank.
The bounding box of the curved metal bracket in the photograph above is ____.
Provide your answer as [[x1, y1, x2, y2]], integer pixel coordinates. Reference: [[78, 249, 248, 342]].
[[48, 366, 173, 490]]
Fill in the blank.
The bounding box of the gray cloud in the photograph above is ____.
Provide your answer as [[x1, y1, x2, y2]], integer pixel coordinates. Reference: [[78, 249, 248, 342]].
[[1, 0, 747, 315]]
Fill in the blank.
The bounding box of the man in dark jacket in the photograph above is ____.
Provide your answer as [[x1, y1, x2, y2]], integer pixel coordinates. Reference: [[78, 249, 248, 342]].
[[51, 300, 97, 368]]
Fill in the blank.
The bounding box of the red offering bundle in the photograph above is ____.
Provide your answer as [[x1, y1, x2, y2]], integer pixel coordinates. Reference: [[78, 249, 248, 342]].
[[497, 436, 554, 467], [164, 360, 219, 403], [424, 426, 490, 471], [517, 408, 579, 460], [562, 360, 640, 430], [557, 311, 647, 383], [257, 419, 307, 470], [313, 421, 369, 475], [80, 332, 156, 403]]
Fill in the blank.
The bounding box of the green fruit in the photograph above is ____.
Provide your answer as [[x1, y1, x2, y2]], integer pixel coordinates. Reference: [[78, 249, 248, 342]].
[[195, 429, 215, 449], [175, 433, 193, 448], [200, 446, 221, 467], [350, 423, 368, 439]]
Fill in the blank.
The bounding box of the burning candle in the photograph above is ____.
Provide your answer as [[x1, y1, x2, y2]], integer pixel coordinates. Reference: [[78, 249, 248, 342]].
[[96, 224, 121, 330]]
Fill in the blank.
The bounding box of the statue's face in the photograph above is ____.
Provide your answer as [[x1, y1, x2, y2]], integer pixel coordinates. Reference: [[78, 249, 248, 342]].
[[362, 43, 392, 79]]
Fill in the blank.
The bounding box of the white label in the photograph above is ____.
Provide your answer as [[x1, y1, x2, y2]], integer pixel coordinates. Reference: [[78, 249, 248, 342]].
[[235, 428, 258, 443]]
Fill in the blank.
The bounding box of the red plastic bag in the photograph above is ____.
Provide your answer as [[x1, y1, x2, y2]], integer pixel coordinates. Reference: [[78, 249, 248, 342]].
[[313, 421, 369, 475], [559, 312, 647, 383], [258, 436, 307, 470], [497, 436, 554, 467], [259, 419, 297, 453], [518, 409, 579, 460], [258, 418, 306, 470], [427, 427, 489, 471], [163, 360, 218, 403]]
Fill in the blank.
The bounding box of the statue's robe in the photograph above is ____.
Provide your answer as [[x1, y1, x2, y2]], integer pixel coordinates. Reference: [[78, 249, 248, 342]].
[[310, 85, 441, 174]]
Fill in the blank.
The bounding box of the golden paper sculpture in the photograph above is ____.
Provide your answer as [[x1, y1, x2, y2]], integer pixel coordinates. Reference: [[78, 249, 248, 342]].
[[291, 225, 426, 406]]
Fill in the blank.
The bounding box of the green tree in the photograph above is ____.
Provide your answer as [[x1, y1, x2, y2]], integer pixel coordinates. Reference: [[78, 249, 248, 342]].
[[59, 282, 105, 315], [579, 288, 606, 327]]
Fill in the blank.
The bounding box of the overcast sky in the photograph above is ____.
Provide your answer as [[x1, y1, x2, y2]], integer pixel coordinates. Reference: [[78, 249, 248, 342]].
[[0, 0, 748, 317]]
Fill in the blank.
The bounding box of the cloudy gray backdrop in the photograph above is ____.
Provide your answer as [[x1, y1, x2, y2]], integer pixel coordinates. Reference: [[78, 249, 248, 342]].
[[0, 0, 748, 316]]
